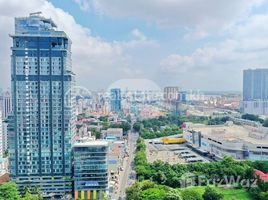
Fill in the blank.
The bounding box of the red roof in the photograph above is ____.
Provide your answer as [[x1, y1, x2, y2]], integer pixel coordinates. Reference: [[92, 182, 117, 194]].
[[255, 170, 268, 181], [181, 123, 187, 129], [0, 173, 10, 184]]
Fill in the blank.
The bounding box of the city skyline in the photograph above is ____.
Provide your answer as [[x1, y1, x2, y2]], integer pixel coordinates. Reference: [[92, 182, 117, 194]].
[[1, 2, 268, 200], [1, 0, 268, 91]]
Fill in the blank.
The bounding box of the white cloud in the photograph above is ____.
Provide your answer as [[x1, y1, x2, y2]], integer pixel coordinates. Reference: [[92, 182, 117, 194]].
[[130, 29, 147, 41], [74, 0, 265, 42], [160, 12, 268, 90], [183, 29, 209, 41], [2, 0, 268, 91], [76, 0, 263, 30], [161, 54, 193, 73], [0, 0, 156, 90], [73, 0, 90, 11], [118, 29, 158, 50]]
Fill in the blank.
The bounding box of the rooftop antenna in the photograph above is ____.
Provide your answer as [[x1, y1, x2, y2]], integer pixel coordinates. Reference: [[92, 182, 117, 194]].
[[30, 11, 42, 16]]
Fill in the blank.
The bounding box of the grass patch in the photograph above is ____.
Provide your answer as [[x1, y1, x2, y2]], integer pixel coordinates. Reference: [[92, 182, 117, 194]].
[[216, 187, 252, 200], [178, 186, 252, 200]]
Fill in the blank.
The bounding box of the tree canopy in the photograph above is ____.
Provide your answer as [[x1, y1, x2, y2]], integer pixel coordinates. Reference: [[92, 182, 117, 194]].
[[202, 187, 223, 200], [0, 182, 20, 200]]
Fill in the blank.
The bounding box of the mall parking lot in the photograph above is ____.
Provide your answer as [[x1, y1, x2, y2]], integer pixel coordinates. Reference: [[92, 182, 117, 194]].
[[145, 140, 210, 164]]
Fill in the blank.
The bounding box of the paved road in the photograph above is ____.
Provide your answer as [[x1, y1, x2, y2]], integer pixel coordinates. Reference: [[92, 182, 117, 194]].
[[113, 131, 138, 200], [119, 132, 138, 198]]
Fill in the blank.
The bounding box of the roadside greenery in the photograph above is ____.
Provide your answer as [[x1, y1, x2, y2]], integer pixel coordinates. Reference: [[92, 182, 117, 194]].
[[109, 121, 131, 132], [242, 114, 264, 123], [135, 139, 256, 188], [0, 183, 42, 200], [133, 115, 183, 139], [126, 180, 182, 200], [179, 186, 252, 200], [134, 115, 230, 139], [139, 125, 182, 139], [87, 127, 102, 139], [129, 115, 268, 199], [181, 189, 203, 200], [0, 182, 20, 200], [202, 187, 223, 200], [133, 115, 183, 133], [130, 137, 268, 200], [241, 113, 268, 127], [126, 181, 255, 200], [207, 116, 230, 125]]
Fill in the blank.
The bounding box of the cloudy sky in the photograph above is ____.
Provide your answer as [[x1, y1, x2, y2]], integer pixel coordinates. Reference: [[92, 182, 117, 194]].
[[1, 0, 268, 91]]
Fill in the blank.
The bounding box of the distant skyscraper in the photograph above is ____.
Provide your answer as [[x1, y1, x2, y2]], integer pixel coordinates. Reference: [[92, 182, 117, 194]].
[[73, 141, 108, 200], [1, 90, 12, 152], [1, 91, 12, 119], [110, 88, 121, 113], [0, 111, 3, 158], [178, 91, 187, 103], [164, 86, 179, 101], [242, 69, 268, 115], [164, 86, 180, 115], [9, 12, 75, 197]]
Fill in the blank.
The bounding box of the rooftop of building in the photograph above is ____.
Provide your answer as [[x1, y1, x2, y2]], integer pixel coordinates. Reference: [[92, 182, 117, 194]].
[[11, 12, 68, 38], [255, 170, 268, 181], [73, 140, 108, 147], [186, 122, 268, 145], [107, 128, 123, 131]]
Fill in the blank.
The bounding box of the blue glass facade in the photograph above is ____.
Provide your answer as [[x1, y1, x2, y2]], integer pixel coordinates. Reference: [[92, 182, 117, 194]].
[[9, 13, 76, 197], [243, 69, 268, 101], [110, 88, 121, 113], [73, 141, 108, 200]]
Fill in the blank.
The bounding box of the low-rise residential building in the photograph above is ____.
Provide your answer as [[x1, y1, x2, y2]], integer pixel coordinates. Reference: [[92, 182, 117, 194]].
[[73, 141, 109, 200], [184, 122, 268, 160], [104, 128, 123, 140]]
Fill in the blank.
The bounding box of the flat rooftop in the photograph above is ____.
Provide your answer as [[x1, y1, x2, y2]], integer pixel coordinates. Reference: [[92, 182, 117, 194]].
[[73, 140, 108, 147], [186, 123, 268, 145]]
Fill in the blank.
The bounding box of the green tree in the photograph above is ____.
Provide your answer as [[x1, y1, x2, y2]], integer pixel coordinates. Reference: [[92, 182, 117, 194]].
[[109, 121, 131, 132], [126, 180, 168, 200], [89, 128, 101, 139], [253, 161, 268, 172], [99, 116, 108, 122], [256, 178, 268, 194], [0, 182, 20, 200], [101, 192, 108, 200], [32, 186, 43, 200], [3, 150, 8, 158], [126, 182, 141, 200], [126, 114, 132, 123], [181, 189, 202, 200], [20, 191, 39, 200], [202, 187, 223, 200], [23, 186, 31, 196], [263, 119, 268, 127], [133, 122, 142, 132], [242, 114, 263, 123], [138, 188, 166, 200], [259, 192, 268, 200], [164, 190, 182, 200], [102, 121, 109, 130], [244, 167, 255, 190]]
